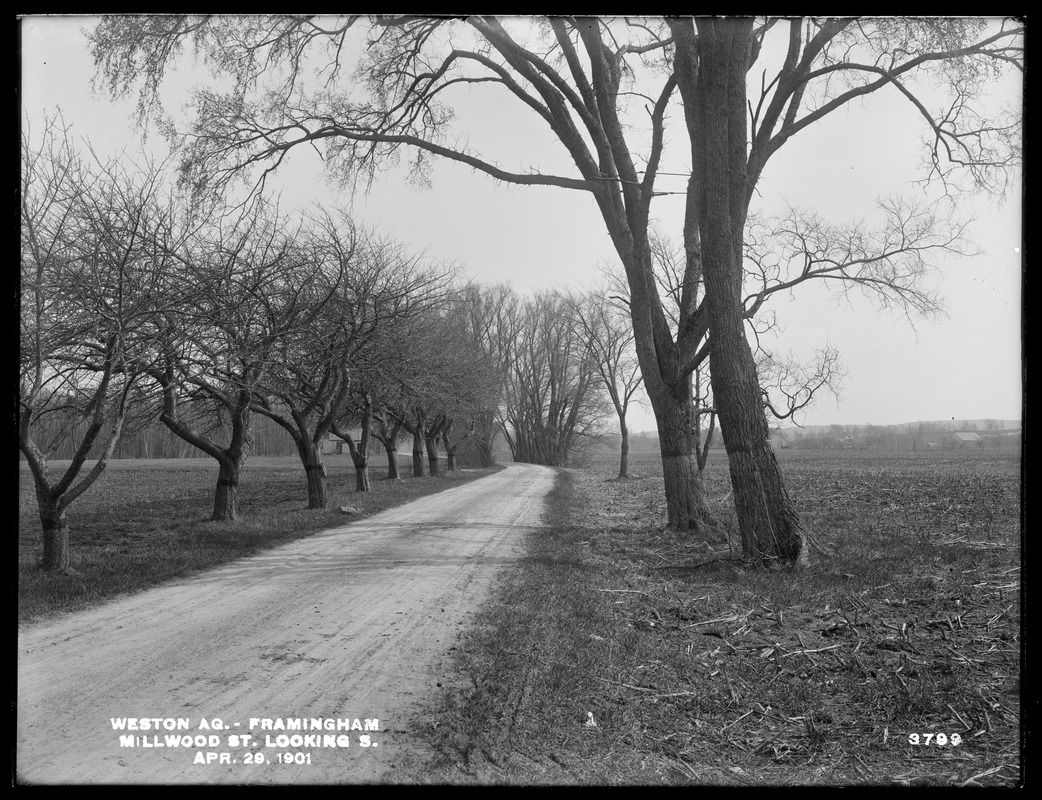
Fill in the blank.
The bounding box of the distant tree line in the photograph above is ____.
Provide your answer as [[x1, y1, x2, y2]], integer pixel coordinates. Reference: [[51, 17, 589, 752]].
[[778, 421, 1021, 451]]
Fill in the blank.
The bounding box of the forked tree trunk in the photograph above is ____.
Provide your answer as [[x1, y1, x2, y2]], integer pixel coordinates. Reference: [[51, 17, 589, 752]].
[[441, 419, 470, 473], [21, 375, 129, 573], [372, 416, 403, 479], [592, 178, 710, 527], [334, 400, 374, 494], [344, 438, 371, 493], [158, 378, 253, 524]]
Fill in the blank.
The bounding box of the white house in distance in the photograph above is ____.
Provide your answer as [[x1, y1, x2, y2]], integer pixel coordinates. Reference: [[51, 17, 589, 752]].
[[321, 433, 349, 455]]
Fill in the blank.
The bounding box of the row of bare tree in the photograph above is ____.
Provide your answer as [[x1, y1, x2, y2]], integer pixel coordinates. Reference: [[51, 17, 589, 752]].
[[20, 120, 492, 570]]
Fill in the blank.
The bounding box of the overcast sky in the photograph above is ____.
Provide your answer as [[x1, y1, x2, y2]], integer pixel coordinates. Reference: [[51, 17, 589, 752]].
[[20, 16, 1023, 433]]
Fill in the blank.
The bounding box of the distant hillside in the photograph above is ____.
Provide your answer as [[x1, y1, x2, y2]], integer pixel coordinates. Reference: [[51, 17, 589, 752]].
[[629, 419, 1021, 449], [778, 419, 1021, 436]]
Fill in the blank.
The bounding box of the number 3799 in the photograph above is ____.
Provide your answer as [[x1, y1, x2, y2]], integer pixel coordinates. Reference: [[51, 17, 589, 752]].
[[909, 732, 962, 746]]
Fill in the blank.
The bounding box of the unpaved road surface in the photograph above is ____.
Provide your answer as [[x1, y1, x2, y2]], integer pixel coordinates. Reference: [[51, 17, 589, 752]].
[[18, 463, 555, 785]]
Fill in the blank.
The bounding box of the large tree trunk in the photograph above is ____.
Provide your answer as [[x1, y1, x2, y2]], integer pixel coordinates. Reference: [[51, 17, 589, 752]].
[[212, 458, 240, 522], [344, 436, 371, 493], [304, 459, 328, 508], [158, 378, 253, 524], [441, 419, 470, 473], [355, 460, 371, 492], [38, 496, 70, 573], [383, 442, 400, 479], [648, 379, 712, 530], [424, 430, 442, 476], [694, 17, 808, 565], [618, 419, 630, 479], [410, 428, 426, 478], [373, 418, 402, 479], [474, 411, 497, 467], [613, 226, 711, 529], [710, 330, 806, 563], [294, 436, 328, 509]]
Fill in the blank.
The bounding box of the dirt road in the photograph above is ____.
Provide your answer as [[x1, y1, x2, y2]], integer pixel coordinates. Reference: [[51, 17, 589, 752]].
[[17, 463, 555, 785]]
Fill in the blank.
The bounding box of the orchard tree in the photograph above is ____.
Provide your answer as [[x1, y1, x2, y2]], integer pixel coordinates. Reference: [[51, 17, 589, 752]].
[[245, 210, 353, 508], [330, 240, 457, 488], [90, 15, 1023, 563], [145, 199, 325, 521], [395, 289, 506, 474], [370, 409, 406, 478], [334, 389, 375, 491], [19, 117, 174, 571], [250, 214, 451, 502]]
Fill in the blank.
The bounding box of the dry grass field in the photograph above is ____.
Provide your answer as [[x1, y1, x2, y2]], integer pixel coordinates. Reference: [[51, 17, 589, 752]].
[[415, 448, 1022, 786], [18, 455, 500, 623]]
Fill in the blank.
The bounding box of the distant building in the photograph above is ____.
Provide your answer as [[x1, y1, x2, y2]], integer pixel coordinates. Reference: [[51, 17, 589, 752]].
[[321, 433, 349, 455], [950, 431, 984, 449]]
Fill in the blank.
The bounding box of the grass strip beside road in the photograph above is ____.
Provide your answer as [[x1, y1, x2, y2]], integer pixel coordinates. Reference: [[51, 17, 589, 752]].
[[18, 459, 502, 624], [413, 469, 625, 784]]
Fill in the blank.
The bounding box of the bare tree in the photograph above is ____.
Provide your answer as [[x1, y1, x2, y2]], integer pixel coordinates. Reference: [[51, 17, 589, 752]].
[[19, 117, 172, 571], [502, 292, 606, 467], [407, 290, 506, 474], [324, 239, 457, 489], [376, 282, 514, 477], [569, 289, 643, 478], [438, 290, 507, 472], [248, 214, 452, 502], [370, 409, 406, 478], [455, 283, 520, 468], [245, 210, 353, 508], [666, 17, 1020, 562], [146, 199, 322, 521], [90, 15, 1023, 563], [334, 390, 376, 491]]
